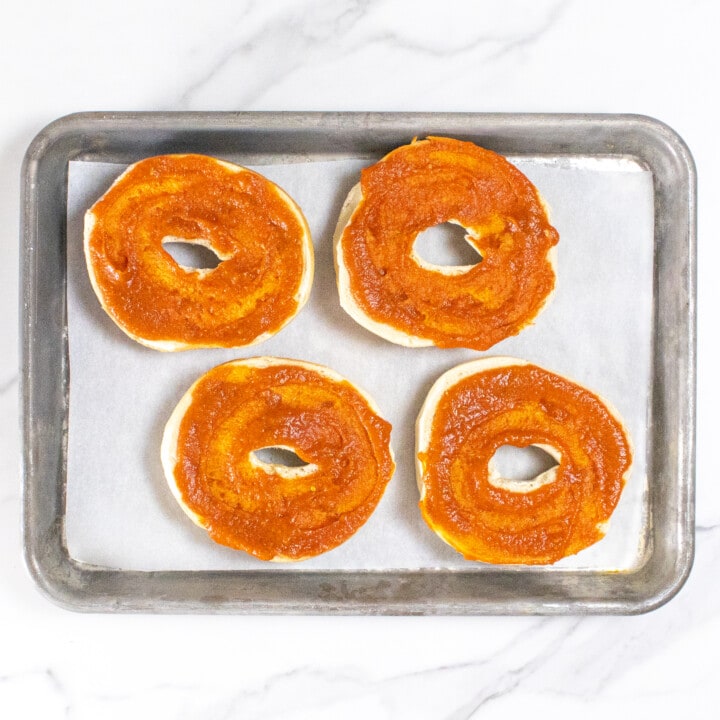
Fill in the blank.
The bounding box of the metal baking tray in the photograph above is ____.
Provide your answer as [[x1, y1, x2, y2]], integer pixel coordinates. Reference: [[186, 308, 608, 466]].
[[21, 112, 696, 614]]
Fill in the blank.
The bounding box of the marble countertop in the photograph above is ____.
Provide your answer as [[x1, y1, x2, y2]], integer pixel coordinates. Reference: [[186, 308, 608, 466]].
[[1, 1, 717, 717]]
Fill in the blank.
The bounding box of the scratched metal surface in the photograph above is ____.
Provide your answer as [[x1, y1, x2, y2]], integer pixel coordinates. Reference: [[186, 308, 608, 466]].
[[20, 112, 696, 614]]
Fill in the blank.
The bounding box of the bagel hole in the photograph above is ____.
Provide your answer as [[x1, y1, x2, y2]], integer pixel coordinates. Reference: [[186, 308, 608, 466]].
[[413, 222, 482, 269], [252, 447, 309, 468], [163, 239, 223, 270], [490, 445, 559, 485]]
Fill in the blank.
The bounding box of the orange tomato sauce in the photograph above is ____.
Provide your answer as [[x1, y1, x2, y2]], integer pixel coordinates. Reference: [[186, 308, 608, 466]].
[[170, 360, 395, 560], [86, 154, 309, 348], [340, 137, 559, 349], [418, 363, 632, 564]]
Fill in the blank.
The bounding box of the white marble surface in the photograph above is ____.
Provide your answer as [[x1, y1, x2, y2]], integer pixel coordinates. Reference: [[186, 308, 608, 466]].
[[1, 1, 718, 717]]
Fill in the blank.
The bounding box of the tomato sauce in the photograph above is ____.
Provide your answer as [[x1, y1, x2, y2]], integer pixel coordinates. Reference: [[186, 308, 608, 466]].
[[418, 363, 632, 564], [170, 360, 395, 560], [340, 137, 559, 349], [86, 154, 310, 348]]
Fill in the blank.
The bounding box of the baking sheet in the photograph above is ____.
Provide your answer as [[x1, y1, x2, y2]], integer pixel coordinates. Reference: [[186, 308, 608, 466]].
[[65, 155, 653, 572]]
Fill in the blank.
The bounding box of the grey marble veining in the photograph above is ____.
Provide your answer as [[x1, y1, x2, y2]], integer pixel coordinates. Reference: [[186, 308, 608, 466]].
[[175, 0, 573, 110], [0, 375, 17, 396]]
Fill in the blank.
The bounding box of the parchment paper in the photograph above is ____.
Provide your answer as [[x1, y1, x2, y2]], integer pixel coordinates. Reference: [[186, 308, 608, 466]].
[[66, 154, 653, 571]]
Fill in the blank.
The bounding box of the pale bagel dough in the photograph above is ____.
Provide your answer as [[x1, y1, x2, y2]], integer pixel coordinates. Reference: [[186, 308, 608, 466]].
[[334, 183, 433, 347]]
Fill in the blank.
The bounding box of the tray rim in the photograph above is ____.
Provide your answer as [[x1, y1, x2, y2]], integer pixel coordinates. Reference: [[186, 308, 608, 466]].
[[21, 111, 696, 615]]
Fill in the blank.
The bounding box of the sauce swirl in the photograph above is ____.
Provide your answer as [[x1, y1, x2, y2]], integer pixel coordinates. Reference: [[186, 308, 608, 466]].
[[417, 358, 632, 564], [337, 137, 558, 349], [162, 358, 395, 560], [85, 154, 313, 350]]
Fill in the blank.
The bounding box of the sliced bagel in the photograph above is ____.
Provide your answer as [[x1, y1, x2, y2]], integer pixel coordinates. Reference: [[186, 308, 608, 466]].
[[416, 356, 633, 564], [162, 357, 395, 562], [334, 137, 559, 350], [85, 154, 313, 351]]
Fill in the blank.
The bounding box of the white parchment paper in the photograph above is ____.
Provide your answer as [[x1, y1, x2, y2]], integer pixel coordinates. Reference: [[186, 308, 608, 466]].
[[66, 154, 653, 571]]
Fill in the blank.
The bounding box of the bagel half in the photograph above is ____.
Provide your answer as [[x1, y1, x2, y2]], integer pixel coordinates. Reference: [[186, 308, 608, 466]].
[[161, 357, 395, 561], [334, 137, 559, 350], [416, 357, 633, 564], [84, 154, 314, 351]]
